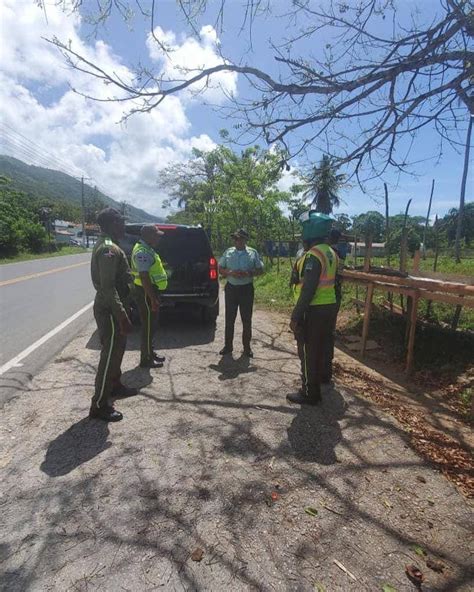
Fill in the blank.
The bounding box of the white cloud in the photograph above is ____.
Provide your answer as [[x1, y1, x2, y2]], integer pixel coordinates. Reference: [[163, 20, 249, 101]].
[[0, 1, 226, 215], [147, 25, 237, 104]]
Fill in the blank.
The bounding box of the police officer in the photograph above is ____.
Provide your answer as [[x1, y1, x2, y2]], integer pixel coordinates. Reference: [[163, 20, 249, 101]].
[[287, 212, 338, 405], [218, 228, 264, 357], [89, 208, 136, 422], [131, 225, 168, 368]]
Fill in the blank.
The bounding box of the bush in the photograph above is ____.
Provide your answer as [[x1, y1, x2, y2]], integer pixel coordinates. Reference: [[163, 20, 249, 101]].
[[23, 222, 48, 252]]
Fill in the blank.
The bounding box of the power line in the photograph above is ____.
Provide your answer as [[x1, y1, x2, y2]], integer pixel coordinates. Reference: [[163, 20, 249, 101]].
[[0, 123, 121, 205], [0, 122, 86, 178]]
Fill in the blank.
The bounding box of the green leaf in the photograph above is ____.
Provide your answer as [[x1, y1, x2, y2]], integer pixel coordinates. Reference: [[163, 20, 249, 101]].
[[314, 584, 326, 592], [304, 507, 318, 517], [412, 544, 427, 557], [382, 585, 398, 592]]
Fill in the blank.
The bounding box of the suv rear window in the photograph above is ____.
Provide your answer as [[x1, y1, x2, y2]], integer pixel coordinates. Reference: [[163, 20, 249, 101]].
[[158, 228, 212, 264], [123, 225, 213, 264]]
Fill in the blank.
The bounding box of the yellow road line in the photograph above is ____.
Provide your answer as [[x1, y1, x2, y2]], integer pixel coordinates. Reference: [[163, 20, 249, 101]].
[[0, 261, 89, 287]]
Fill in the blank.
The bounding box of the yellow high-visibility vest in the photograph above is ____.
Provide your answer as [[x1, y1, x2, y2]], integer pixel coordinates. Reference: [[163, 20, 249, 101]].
[[293, 243, 337, 305], [131, 242, 168, 290]]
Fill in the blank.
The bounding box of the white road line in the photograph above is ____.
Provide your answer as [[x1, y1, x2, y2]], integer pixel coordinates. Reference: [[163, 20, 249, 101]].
[[0, 301, 94, 376]]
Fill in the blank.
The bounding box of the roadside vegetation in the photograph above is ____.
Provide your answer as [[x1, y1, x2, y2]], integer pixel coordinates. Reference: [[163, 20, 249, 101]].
[[0, 245, 86, 265]]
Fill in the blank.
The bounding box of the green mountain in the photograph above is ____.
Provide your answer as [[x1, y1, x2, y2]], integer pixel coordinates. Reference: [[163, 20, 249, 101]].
[[0, 155, 163, 223]]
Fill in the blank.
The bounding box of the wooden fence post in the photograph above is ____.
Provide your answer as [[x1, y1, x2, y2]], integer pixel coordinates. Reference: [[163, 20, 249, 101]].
[[406, 291, 419, 374], [361, 282, 375, 358]]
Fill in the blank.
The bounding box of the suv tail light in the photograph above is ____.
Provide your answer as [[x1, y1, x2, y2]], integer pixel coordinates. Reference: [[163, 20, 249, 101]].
[[209, 257, 218, 280]]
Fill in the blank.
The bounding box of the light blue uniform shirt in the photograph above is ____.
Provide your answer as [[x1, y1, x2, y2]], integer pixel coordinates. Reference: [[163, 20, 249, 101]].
[[219, 246, 264, 286]]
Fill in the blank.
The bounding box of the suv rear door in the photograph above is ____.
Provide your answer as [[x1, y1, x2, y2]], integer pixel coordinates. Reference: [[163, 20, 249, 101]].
[[156, 226, 213, 294]]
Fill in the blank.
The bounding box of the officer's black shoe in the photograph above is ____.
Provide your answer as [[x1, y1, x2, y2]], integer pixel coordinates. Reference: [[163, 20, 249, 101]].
[[112, 383, 138, 398], [286, 392, 321, 405], [219, 347, 233, 355], [243, 349, 254, 358], [140, 359, 164, 368], [153, 352, 166, 363], [89, 405, 123, 422]]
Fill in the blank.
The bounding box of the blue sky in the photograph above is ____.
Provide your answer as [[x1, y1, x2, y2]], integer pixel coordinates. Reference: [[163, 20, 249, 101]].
[[0, 0, 471, 219]]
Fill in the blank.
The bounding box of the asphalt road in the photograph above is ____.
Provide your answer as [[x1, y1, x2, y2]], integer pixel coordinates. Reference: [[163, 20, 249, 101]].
[[0, 253, 94, 405]]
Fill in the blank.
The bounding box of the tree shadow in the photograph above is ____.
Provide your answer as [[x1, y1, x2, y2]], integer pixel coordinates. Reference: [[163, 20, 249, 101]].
[[287, 386, 346, 464], [40, 418, 111, 477], [85, 308, 216, 352], [208, 355, 258, 381]]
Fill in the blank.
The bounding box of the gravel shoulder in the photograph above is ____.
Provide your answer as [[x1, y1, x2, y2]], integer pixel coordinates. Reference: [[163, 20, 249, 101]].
[[0, 306, 472, 591]]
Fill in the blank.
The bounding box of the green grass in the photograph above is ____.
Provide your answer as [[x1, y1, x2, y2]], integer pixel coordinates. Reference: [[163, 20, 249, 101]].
[[351, 255, 474, 276], [0, 246, 86, 265], [254, 259, 294, 311]]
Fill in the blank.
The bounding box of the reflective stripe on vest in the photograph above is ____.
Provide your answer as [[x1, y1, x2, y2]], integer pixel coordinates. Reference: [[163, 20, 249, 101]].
[[131, 242, 168, 290], [292, 243, 337, 305]]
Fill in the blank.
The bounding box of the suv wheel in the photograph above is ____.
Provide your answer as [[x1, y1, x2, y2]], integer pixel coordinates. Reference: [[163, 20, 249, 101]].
[[202, 301, 219, 324]]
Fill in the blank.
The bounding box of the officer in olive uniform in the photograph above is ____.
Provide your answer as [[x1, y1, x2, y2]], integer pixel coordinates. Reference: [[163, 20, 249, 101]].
[[131, 225, 168, 368], [287, 212, 338, 405], [89, 208, 136, 422]]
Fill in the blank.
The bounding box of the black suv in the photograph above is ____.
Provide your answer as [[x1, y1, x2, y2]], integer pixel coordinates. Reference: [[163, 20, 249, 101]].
[[120, 223, 219, 323]]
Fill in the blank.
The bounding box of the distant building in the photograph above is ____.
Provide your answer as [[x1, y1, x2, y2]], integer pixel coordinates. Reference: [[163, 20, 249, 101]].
[[348, 242, 385, 257], [53, 220, 76, 243]]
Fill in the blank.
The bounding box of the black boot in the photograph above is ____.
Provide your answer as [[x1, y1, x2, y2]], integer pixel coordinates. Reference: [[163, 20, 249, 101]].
[[219, 346, 233, 355], [287, 387, 321, 406], [153, 352, 166, 363], [89, 405, 123, 422], [140, 359, 164, 368]]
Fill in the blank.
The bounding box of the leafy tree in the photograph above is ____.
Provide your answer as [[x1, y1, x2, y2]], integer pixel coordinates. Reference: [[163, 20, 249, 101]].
[[160, 145, 290, 253], [333, 213, 352, 233], [0, 178, 48, 255], [352, 211, 385, 242], [439, 201, 474, 247], [298, 155, 345, 214]]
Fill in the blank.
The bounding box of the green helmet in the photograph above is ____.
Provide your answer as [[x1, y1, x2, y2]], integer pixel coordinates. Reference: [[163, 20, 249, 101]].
[[300, 211, 333, 241]]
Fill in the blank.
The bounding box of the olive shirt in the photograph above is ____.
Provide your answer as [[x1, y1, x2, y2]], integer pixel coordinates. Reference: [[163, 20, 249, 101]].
[[291, 256, 322, 324], [219, 246, 264, 286], [91, 235, 132, 319]]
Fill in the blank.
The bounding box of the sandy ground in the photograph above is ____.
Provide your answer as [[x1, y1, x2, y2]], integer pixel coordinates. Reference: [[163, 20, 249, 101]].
[[0, 306, 472, 592]]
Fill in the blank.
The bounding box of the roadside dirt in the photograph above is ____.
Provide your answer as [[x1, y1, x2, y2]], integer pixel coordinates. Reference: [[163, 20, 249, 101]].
[[0, 306, 472, 591]]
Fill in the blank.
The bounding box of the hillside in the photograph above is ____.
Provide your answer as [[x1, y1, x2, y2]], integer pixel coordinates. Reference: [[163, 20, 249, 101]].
[[0, 155, 163, 223]]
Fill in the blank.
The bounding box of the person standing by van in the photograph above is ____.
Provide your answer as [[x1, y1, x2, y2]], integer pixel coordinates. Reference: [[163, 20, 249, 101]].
[[218, 229, 264, 358]]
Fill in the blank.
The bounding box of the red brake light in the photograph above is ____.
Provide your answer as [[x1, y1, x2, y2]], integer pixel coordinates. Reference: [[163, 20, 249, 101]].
[[156, 224, 177, 230], [209, 257, 218, 280]]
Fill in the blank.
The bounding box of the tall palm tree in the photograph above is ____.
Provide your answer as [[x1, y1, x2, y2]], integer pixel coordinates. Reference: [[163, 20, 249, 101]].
[[302, 155, 345, 214]]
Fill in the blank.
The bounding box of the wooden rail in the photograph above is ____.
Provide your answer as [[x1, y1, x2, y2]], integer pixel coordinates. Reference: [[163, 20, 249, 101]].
[[341, 268, 473, 374]]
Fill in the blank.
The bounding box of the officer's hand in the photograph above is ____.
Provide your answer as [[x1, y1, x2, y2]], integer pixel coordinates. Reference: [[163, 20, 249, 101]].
[[119, 314, 133, 335]]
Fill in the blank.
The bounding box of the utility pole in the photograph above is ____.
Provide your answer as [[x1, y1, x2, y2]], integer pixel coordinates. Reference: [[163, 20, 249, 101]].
[[81, 176, 86, 247]]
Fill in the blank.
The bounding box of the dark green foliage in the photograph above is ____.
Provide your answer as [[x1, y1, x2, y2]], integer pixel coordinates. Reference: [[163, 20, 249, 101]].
[[352, 211, 385, 241], [0, 178, 47, 255]]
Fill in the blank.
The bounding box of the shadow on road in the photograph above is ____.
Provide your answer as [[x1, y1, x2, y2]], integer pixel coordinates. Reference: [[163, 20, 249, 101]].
[[287, 386, 346, 464], [208, 355, 257, 381], [40, 418, 111, 477], [85, 308, 216, 352], [119, 366, 153, 390]]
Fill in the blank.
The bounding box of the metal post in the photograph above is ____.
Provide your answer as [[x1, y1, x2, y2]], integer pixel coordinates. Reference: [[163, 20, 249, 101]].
[[81, 176, 86, 247]]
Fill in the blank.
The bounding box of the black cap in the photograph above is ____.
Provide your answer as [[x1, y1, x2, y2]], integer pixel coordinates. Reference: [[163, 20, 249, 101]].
[[97, 208, 124, 231], [231, 228, 249, 239]]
